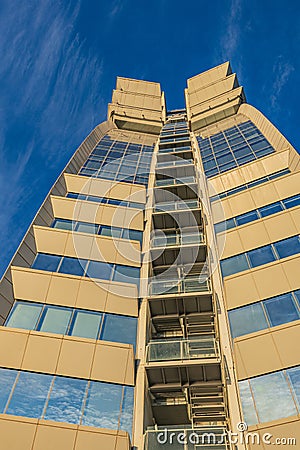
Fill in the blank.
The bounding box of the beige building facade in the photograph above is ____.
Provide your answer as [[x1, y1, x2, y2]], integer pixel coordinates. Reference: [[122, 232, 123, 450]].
[[0, 62, 299, 449]]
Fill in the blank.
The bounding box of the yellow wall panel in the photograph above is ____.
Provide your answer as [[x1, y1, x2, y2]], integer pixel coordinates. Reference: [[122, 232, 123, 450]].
[[91, 342, 134, 385], [224, 273, 260, 309], [46, 274, 81, 308], [32, 422, 77, 450], [21, 333, 62, 374], [56, 337, 95, 379], [11, 267, 51, 303], [0, 416, 37, 450], [235, 333, 282, 379], [0, 328, 28, 369]]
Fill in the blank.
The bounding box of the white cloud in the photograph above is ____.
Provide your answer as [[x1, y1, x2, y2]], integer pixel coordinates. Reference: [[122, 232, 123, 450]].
[[270, 58, 295, 108], [0, 0, 105, 275], [221, 0, 243, 62]]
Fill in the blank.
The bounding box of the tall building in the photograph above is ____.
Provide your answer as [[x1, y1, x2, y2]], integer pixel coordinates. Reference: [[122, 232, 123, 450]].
[[0, 62, 299, 450]]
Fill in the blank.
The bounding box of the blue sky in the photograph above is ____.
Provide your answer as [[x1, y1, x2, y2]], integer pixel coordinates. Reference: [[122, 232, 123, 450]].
[[0, 0, 299, 276]]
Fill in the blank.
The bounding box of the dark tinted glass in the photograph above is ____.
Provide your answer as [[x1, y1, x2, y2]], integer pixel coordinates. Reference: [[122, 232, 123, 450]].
[[32, 253, 61, 272], [263, 293, 300, 327], [248, 245, 276, 267], [59, 257, 87, 276], [274, 236, 300, 259]]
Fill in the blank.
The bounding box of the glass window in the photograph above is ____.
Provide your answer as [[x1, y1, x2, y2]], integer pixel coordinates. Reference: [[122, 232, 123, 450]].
[[120, 386, 134, 436], [86, 260, 112, 280], [238, 380, 258, 425], [248, 177, 268, 188], [6, 302, 42, 330], [286, 367, 300, 409], [7, 371, 52, 418], [44, 376, 87, 424], [101, 315, 137, 347], [229, 303, 268, 338], [70, 311, 102, 340], [235, 210, 259, 226], [258, 202, 283, 217], [82, 381, 122, 429], [58, 257, 87, 277], [263, 293, 300, 327], [250, 372, 297, 423], [32, 253, 61, 272], [247, 245, 276, 268], [38, 306, 72, 334], [128, 229, 143, 244], [99, 226, 122, 239], [274, 236, 300, 259], [294, 290, 300, 306], [52, 219, 73, 231], [283, 194, 300, 209], [0, 368, 18, 413], [113, 265, 140, 286], [75, 222, 98, 234], [220, 253, 249, 277]]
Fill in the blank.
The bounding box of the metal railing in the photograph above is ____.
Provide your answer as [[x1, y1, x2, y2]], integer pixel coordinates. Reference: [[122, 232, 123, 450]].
[[158, 145, 192, 154], [151, 232, 205, 248], [146, 337, 217, 362], [149, 276, 210, 296], [154, 199, 200, 212], [156, 159, 194, 169], [155, 176, 196, 187]]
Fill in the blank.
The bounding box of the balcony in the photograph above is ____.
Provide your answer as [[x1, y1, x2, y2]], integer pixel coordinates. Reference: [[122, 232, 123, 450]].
[[154, 199, 200, 213], [159, 135, 190, 145], [156, 159, 194, 169], [149, 276, 210, 296], [155, 176, 196, 187], [146, 337, 218, 363], [151, 231, 205, 248], [144, 426, 231, 450], [158, 145, 192, 155]]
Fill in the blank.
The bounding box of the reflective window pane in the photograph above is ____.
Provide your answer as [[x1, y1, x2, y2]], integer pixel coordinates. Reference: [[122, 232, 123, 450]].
[[75, 222, 98, 234], [220, 253, 249, 277], [86, 260, 112, 280], [263, 293, 300, 327], [45, 376, 87, 424], [52, 219, 73, 231], [274, 236, 300, 259], [248, 245, 276, 268], [7, 371, 52, 418], [250, 372, 297, 423], [39, 306, 72, 334], [101, 315, 137, 347], [286, 367, 300, 410], [82, 382, 122, 429], [59, 257, 87, 276], [128, 229, 143, 244], [113, 266, 140, 286], [0, 368, 18, 413], [70, 311, 102, 339], [229, 303, 268, 338], [99, 225, 122, 239], [120, 386, 134, 436], [258, 202, 283, 217], [6, 302, 42, 330], [238, 380, 258, 426], [283, 194, 300, 209], [32, 254, 61, 272], [235, 210, 259, 226]]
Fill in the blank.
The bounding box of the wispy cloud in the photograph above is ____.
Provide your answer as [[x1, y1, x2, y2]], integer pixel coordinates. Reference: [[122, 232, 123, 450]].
[[270, 57, 295, 108], [108, 0, 124, 19], [0, 0, 105, 275], [220, 0, 243, 62]]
